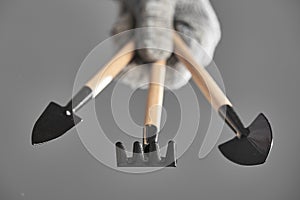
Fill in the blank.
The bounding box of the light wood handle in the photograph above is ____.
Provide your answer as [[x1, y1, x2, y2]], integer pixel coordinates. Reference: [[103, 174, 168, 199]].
[[173, 33, 232, 110], [144, 60, 166, 129], [86, 40, 135, 98]]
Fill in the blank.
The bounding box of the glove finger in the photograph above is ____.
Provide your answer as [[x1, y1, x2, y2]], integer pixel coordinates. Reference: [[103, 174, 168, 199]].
[[165, 56, 192, 90], [111, 1, 135, 46], [175, 0, 221, 66], [119, 59, 192, 90], [111, 13, 134, 36], [118, 57, 151, 90], [134, 0, 175, 62], [119, 56, 192, 90], [111, 0, 134, 35]]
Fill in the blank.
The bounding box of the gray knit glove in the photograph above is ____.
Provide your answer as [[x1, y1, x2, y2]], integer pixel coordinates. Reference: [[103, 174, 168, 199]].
[[111, 0, 221, 90]]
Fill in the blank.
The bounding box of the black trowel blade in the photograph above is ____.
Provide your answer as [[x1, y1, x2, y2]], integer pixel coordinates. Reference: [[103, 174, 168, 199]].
[[32, 102, 82, 145], [219, 113, 273, 166]]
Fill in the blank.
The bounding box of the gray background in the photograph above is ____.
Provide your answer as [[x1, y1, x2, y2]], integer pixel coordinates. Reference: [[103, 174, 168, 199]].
[[0, 0, 299, 199]]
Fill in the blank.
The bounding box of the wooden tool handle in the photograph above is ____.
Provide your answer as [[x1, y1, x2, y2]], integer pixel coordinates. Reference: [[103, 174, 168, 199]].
[[86, 40, 135, 98], [173, 33, 232, 110], [144, 60, 166, 129]]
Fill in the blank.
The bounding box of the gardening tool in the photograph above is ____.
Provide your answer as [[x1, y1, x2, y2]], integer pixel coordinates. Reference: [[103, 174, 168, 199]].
[[32, 30, 273, 167], [116, 60, 177, 167], [173, 33, 273, 165], [31, 40, 135, 144]]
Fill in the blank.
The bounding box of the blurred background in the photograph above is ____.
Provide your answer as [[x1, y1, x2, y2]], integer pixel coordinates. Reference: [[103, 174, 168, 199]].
[[0, 0, 299, 199]]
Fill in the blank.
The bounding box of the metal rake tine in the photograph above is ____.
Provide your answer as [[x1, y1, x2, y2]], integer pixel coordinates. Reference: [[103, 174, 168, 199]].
[[116, 142, 128, 166], [148, 142, 162, 164], [132, 141, 145, 163], [165, 141, 177, 167]]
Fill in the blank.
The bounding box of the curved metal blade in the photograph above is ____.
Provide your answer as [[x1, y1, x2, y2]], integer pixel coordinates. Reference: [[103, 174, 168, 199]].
[[219, 113, 273, 166], [32, 102, 82, 145]]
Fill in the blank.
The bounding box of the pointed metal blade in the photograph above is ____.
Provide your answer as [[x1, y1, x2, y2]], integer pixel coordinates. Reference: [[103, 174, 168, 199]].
[[32, 102, 82, 144]]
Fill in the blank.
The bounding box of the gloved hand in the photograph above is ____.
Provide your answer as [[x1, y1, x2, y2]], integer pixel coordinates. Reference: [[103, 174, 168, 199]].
[[111, 0, 221, 90]]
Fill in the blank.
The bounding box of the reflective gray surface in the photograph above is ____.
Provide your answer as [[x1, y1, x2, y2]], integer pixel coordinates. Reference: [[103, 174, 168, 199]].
[[0, 0, 299, 199]]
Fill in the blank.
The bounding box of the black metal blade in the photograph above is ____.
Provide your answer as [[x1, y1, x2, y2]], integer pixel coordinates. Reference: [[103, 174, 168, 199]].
[[165, 141, 177, 167], [116, 142, 128, 167], [115, 141, 177, 167], [219, 113, 273, 166], [32, 102, 82, 144]]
